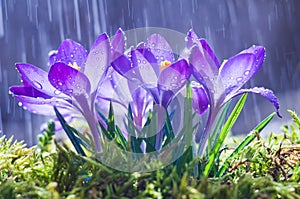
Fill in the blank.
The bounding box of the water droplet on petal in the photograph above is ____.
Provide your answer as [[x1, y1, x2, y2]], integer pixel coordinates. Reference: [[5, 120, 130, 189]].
[[18, 102, 22, 106], [58, 82, 63, 86], [66, 89, 73, 93], [33, 81, 43, 89], [244, 70, 250, 76], [54, 90, 61, 95], [236, 77, 243, 82]]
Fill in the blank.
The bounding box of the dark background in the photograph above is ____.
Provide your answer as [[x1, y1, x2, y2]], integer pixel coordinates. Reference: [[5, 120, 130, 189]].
[[0, 0, 299, 145]]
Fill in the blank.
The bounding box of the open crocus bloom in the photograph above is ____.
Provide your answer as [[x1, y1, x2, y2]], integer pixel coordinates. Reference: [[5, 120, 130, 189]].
[[111, 34, 191, 109], [97, 69, 153, 132], [111, 34, 191, 150], [10, 29, 125, 152], [187, 30, 280, 154]]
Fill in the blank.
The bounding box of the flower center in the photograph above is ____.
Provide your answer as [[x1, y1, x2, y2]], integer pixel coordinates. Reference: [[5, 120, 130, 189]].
[[68, 62, 81, 71], [160, 60, 171, 72]]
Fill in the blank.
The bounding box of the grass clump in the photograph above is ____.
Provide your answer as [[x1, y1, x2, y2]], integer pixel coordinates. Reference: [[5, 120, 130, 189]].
[[1, 110, 300, 198]]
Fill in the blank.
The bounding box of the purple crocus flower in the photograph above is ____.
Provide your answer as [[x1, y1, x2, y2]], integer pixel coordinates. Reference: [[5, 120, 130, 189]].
[[10, 29, 125, 152], [111, 34, 191, 109], [111, 34, 191, 150], [187, 30, 280, 154], [97, 69, 153, 132]]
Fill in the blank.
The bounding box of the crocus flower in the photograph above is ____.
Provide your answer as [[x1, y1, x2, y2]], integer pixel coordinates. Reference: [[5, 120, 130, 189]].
[[97, 69, 153, 132], [111, 34, 191, 108], [111, 34, 191, 150], [10, 29, 125, 152], [187, 30, 280, 154]]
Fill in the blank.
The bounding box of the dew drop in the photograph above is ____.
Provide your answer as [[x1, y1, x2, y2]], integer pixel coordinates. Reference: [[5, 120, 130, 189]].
[[33, 81, 43, 89], [171, 83, 179, 88], [244, 70, 250, 76], [18, 102, 23, 106], [54, 90, 61, 95], [236, 77, 243, 82], [137, 59, 141, 64], [58, 82, 63, 86], [66, 89, 73, 93]]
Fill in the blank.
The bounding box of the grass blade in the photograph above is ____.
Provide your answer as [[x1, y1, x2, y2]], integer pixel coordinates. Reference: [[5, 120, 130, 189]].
[[203, 93, 248, 176], [217, 111, 276, 177], [54, 106, 86, 156]]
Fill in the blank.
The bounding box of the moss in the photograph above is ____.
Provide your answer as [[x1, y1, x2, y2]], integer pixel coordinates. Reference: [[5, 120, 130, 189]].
[[1, 110, 300, 198]]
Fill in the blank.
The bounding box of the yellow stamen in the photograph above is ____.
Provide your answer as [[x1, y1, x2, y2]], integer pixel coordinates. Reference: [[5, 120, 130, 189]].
[[160, 60, 171, 72], [68, 62, 81, 71]]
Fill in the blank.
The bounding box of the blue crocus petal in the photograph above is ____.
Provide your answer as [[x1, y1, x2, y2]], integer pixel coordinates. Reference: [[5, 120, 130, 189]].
[[220, 53, 256, 95], [52, 39, 88, 71], [220, 46, 265, 95], [225, 87, 281, 117], [111, 53, 142, 83], [111, 28, 125, 60], [189, 45, 217, 91], [158, 59, 190, 93], [15, 63, 68, 98], [10, 85, 52, 99], [131, 49, 158, 87], [20, 101, 71, 116], [145, 34, 175, 63], [186, 29, 199, 49], [191, 81, 209, 114], [84, 33, 110, 93], [130, 87, 153, 130], [199, 39, 220, 69], [240, 45, 265, 69], [48, 62, 91, 96]]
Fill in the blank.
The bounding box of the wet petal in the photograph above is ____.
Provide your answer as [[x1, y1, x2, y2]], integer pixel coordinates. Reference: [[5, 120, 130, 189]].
[[54, 39, 88, 70], [158, 59, 190, 93], [111, 28, 125, 60], [48, 62, 91, 96], [199, 39, 220, 69], [15, 63, 67, 98], [225, 87, 281, 117], [220, 53, 256, 95], [131, 49, 158, 87], [10, 85, 52, 99], [130, 87, 153, 129], [19, 101, 71, 116], [191, 81, 209, 114], [84, 33, 110, 92], [189, 45, 217, 91], [186, 29, 199, 49], [239, 45, 265, 69], [145, 34, 175, 63], [111, 53, 142, 83]]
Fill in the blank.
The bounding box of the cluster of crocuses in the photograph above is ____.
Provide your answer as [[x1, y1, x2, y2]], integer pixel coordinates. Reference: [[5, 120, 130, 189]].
[[10, 28, 280, 155]]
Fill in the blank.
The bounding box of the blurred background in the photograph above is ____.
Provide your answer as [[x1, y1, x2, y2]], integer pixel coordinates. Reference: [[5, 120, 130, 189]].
[[0, 0, 299, 145]]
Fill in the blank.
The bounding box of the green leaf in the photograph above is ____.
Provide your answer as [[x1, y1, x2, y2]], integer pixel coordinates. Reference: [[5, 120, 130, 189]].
[[162, 110, 175, 147], [216, 111, 276, 177], [203, 93, 248, 176], [108, 101, 115, 136], [54, 106, 86, 156]]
